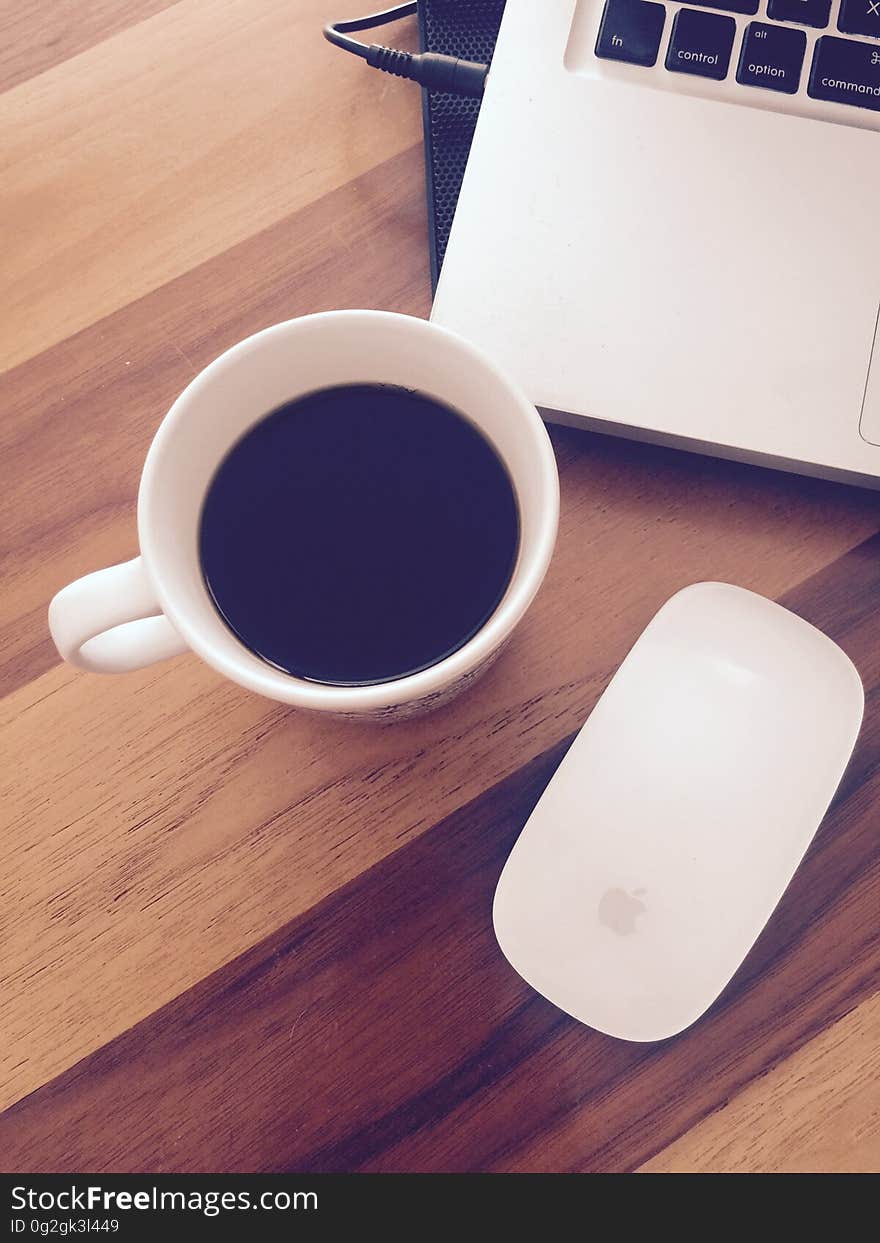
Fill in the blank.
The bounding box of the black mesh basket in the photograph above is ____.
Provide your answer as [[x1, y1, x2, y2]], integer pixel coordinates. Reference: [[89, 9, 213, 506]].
[[418, 0, 506, 289]]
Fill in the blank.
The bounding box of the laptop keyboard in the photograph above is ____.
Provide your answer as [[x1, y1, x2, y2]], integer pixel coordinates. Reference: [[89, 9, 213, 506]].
[[594, 0, 880, 121]]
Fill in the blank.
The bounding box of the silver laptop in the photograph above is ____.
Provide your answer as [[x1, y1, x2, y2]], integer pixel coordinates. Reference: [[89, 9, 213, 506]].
[[431, 0, 880, 485]]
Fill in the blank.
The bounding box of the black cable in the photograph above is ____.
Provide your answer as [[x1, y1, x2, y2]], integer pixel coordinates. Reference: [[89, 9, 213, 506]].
[[324, 2, 418, 59], [324, 4, 488, 97]]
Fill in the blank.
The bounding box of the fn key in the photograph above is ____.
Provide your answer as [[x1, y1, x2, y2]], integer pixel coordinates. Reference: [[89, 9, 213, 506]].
[[596, 0, 667, 67]]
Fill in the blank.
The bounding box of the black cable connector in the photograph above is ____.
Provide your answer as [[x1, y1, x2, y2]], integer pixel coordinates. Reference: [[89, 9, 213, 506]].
[[365, 45, 488, 96], [324, 4, 488, 98]]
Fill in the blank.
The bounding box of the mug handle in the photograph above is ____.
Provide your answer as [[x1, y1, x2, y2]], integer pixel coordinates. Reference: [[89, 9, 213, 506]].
[[48, 556, 189, 674]]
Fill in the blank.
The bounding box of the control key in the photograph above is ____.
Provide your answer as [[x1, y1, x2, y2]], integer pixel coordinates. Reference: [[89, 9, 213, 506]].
[[666, 9, 736, 80]]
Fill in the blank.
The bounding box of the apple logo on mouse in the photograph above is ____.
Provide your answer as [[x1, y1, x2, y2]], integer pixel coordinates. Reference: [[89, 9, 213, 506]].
[[599, 887, 647, 936]]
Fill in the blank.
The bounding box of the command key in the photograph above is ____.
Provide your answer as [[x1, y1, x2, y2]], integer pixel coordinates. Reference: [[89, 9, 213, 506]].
[[808, 34, 880, 110]]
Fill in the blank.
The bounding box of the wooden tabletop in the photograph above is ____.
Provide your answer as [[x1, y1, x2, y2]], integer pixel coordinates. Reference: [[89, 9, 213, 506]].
[[2, 0, 879, 1175]]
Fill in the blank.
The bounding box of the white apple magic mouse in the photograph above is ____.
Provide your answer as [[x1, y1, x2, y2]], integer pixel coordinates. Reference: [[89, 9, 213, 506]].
[[493, 582, 864, 1042]]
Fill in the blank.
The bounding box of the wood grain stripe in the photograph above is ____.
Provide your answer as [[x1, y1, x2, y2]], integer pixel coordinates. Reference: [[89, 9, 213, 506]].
[[2, 536, 878, 1172], [0, 0, 421, 371], [639, 992, 880, 1172], [0, 1, 180, 94]]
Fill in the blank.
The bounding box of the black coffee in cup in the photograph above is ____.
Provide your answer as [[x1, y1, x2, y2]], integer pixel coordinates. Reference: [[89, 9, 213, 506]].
[[199, 384, 520, 686]]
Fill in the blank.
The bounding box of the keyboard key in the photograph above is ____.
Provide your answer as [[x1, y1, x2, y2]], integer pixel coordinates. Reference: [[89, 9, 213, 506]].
[[767, 0, 831, 28], [595, 0, 666, 66], [679, 0, 758, 15], [737, 22, 806, 93], [808, 34, 880, 108], [666, 9, 736, 79], [838, 0, 880, 38]]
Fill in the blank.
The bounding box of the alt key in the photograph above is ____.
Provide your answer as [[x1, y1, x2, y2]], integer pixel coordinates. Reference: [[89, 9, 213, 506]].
[[737, 21, 807, 93]]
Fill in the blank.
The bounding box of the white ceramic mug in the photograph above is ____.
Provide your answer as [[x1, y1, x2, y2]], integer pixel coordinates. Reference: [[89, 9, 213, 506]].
[[49, 311, 559, 718]]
